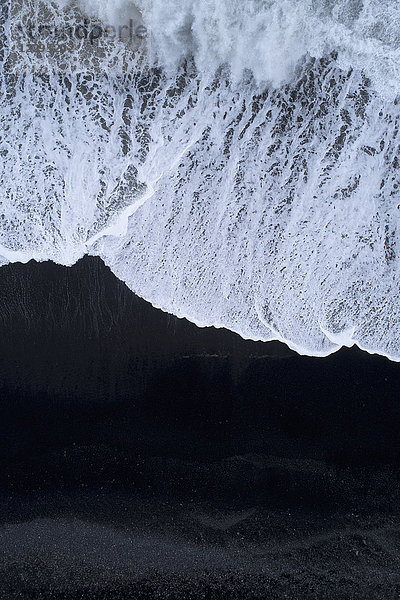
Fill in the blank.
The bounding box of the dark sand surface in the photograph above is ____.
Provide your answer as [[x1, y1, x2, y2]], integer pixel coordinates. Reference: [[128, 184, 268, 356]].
[[1, 491, 400, 599], [0, 256, 399, 598]]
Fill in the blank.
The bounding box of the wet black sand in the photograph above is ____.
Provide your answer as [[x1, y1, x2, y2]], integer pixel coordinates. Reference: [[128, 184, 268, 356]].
[[0, 256, 400, 598]]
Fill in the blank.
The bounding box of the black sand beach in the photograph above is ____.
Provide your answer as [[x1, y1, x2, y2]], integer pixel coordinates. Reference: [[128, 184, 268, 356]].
[[0, 256, 400, 599]]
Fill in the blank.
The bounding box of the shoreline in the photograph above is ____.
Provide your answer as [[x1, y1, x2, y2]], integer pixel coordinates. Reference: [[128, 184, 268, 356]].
[[0, 256, 399, 598]]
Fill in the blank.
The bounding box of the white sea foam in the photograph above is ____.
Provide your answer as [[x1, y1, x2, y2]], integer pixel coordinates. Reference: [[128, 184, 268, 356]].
[[67, 0, 400, 96], [1, 0, 400, 359]]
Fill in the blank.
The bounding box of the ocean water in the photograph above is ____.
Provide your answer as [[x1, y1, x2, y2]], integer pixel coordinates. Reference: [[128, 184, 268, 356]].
[[1, 0, 400, 359]]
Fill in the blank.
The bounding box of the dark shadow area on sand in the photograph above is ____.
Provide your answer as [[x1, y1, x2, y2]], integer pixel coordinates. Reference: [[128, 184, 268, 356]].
[[0, 256, 399, 598]]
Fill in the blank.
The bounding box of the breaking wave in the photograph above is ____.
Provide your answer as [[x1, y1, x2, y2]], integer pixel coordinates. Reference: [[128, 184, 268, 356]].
[[1, 0, 400, 359]]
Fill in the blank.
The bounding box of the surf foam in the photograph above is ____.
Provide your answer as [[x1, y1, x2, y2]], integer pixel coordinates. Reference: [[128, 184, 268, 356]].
[[1, 0, 400, 359]]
